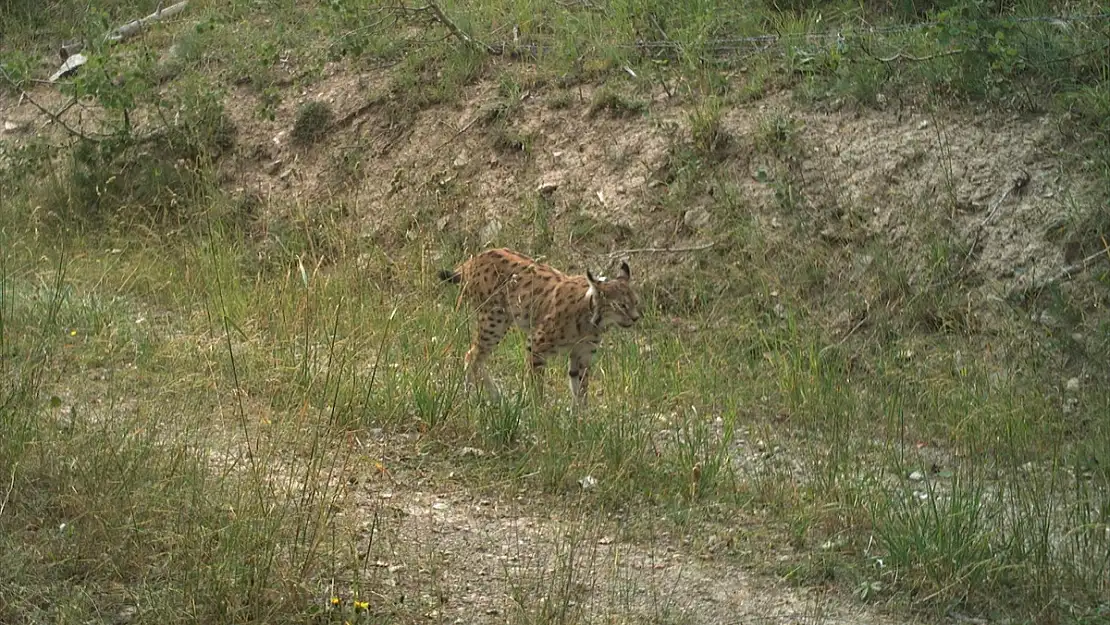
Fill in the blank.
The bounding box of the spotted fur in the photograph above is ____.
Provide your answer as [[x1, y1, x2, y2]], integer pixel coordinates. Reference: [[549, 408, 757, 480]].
[[438, 248, 641, 406]]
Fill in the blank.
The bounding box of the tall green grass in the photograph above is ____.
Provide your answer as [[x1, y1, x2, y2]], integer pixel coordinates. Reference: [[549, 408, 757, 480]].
[[2, 0, 1110, 622]]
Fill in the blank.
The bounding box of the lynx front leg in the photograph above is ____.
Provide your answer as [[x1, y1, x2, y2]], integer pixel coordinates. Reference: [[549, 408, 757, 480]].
[[568, 342, 598, 409], [525, 335, 547, 403]]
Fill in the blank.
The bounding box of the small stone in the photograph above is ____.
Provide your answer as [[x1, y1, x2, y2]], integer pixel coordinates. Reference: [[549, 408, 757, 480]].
[[536, 181, 558, 196], [684, 207, 711, 230], [1065, 377, 1080, 392], [480, 219, 502, 243], [578, 475, 598, 490], [908, 470, 925, 482], [114, 605, 138, 624], [917, 120, 929, 130], [1037, 310, 1060, 327]]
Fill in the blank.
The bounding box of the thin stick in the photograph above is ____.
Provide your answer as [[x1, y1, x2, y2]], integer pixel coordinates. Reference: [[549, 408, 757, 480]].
[[874, 48, 966, 63], [606, 241, 716, 258], [431, 115, 481, 153], [412, 3, 498, 55], [962, 171, 1029, 266], [0, 471, 14, 519]]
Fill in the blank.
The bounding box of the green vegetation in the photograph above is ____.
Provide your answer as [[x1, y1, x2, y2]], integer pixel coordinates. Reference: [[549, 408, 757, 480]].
[[2, 0, 1109, 623]]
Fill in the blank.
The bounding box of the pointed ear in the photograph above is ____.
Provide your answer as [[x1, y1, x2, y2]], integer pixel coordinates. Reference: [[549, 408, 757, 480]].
[[586, 270, 599, 286], [619, 260, 631, 280]]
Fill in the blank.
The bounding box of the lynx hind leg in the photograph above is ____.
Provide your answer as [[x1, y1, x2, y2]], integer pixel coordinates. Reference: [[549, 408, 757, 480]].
[[463, 309, 509, 400], [524, 335, 548, 402]]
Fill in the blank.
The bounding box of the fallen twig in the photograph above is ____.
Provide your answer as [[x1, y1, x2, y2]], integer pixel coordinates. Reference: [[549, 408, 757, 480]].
[[962, 170, 1030, 267], [819, 300, 871, 356], [1037, 244, 1110, 289], [606, 241, 717, 259], [431, 114, 481, 153]]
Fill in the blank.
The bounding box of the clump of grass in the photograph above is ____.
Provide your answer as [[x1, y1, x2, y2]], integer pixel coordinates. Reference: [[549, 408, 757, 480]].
[[490, 124, 534, 155], [547, 90, 575, 110], [293, 100, 334, 144], [755, 111, 803, 154], [688, 97, 732, 158], [586, 87, 646, 119], [42, 78, 235, 228]]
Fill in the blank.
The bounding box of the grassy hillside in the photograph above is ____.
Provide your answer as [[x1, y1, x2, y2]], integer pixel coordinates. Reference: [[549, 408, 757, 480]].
[[2, 0, 1109, 623]]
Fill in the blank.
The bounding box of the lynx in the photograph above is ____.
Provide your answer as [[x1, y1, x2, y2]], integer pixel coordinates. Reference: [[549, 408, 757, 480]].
[[438, 248, 641, 407]]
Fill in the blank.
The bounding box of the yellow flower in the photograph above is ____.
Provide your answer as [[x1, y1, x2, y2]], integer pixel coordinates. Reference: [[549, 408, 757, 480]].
[[330, 596, 341, 606], [69, 330, 77, 336], [354, 600, 369, 611]]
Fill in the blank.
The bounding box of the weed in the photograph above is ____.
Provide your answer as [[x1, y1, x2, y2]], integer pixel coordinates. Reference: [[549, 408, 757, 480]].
[[755, 111, 804, 155], [547, 89, 575, 110], [293, 100, 334, 144], [586, 87, 647, 119], [688, 96, 731, 159], [489, 123, 534, 155]]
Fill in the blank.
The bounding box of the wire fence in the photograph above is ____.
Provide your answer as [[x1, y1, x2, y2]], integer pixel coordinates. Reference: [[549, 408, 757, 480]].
[[609, 11, 1110, 52], [380, 6, 1110, 60]]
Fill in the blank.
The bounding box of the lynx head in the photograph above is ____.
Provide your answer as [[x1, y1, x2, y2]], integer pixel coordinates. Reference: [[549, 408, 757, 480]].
[[586, 260, 641, 329]]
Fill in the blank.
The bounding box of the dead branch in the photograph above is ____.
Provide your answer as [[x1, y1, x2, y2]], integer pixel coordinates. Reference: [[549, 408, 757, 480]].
[[606, 241, 717, 259], [0, 67, 91, 140], [109, 1, 189, 43], [411, 3, 498, 55], [60, 1, 189, 59]]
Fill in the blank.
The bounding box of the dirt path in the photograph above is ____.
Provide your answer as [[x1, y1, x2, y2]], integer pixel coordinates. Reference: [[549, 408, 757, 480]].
[[344, 470, 925, 625]]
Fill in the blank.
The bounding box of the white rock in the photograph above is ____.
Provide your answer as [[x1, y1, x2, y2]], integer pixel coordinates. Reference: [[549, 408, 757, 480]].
[[536, 181, 558, 195]]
